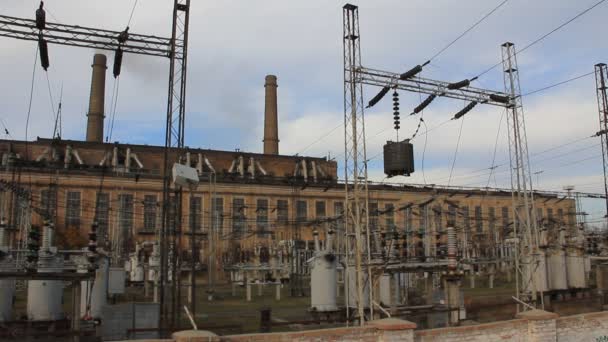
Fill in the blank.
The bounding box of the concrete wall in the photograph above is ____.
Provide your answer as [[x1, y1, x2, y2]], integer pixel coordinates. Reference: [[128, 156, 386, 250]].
[[160, 311, 608, 342]]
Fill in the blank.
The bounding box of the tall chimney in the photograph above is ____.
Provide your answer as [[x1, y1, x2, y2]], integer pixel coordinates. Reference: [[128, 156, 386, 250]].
[[263, 75, 279, 155], [86, 54, 107, 143]]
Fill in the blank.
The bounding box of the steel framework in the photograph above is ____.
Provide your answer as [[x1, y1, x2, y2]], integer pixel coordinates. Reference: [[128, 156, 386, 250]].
[[595, 63, 608, 222], [341, 4, 540, 313], [0, 0, 191, 331], [342, 4, 373, 324], [501, 42, 541, 309]]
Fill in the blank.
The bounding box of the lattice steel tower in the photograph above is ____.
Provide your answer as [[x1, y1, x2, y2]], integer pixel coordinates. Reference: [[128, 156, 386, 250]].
[[501, 42, 541, 309], [595, 63, 608, 222], [342, 4, 372, 324]]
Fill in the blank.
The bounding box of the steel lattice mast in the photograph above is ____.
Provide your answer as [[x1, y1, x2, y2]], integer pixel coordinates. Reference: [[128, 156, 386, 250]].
[[342, 4, 373, 324], [595, 63, 608, 224], [501, 42, 541, 310], [0, 0, 191, 329]]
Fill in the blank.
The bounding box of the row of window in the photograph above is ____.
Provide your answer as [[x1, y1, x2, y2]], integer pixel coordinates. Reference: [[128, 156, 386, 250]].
[[36, 189, 573, 235]]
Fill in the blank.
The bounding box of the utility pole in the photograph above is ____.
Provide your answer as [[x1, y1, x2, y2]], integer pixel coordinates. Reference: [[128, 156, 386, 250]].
[[595, 63, 608, 224]]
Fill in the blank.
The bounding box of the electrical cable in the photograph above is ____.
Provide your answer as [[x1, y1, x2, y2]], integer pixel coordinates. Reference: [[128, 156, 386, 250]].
[[428, 0, 510, 63], [447, 115, 465, 186], [24, 44, 40, 193], [487, 110, 505, 188], [127, 0, 140, 28], [421, 119, 429, 185], [522, 71, 595, 97], [296, 123, 342, 155], [474, 0, 607, 79]]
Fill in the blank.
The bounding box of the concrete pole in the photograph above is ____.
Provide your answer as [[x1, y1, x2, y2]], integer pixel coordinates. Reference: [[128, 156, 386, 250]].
[[86, 54, 107, 143], [470, 273, 476, 289], [263, 75, 279, 155], [246, 283, 252, 302], [445, 277, 461, 326]]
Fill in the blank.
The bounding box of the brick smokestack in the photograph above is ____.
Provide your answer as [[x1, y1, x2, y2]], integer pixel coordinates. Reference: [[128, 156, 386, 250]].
[[86, 54, 107, 143], [263, 75, 279, 155]]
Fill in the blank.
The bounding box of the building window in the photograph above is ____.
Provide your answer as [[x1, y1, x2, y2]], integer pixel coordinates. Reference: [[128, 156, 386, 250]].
[[502, 206, 509, 228], [405, 206, 413, 232], [385, 203, 395, 232], [65, 191, 81, 228], [95, 193, 109, 238], [369, 202, 379, 230], [277, 200, 288, 224], [557, 208, 564, 225], [167, 196, 178, 231], [547, 208, 554, 228], [211, 197, 224, 233], [334, 201, 344, 232], [189, 196, 202, 232], [475, 206, 483, 233], [433, 205, 442, 232], [419, 205, 429, 234], [118, 194, 134, 251], [143, 195, 157, 232], [488, 207, 496, 233], [462, 206, 470, 233], [256, 199, 269, 235], [40, 187, 57, 220], [315, 201, 326, 218], [233, 198, 246, 235], [296, 200, 307, 224]]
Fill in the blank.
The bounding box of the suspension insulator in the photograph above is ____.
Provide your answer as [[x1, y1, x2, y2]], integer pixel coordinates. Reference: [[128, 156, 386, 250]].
[[413, 94, 437, 114], [489, 94, 510, 104], [367, 86, 390, 108], [38, 35, 49, 70], [113, 47, 123, 78], [35, 2, 46, 31], [392, 91, 400, 130], [400, 64, 423, 80], [447, 79, 470, 90], [453, 101, 478, 120], [117, 27, 129, 44]]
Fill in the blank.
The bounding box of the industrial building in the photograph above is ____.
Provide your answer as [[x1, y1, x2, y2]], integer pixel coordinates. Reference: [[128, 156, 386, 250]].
[[0, 54, 577, 270]]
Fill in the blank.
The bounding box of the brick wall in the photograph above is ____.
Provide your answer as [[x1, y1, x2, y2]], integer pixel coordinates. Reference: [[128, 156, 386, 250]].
[[556, 311, 608, 341], [164, 311, 608, 342]]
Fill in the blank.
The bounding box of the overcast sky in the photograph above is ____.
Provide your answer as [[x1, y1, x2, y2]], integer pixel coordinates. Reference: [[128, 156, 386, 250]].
[[1, 0, 607, 223]]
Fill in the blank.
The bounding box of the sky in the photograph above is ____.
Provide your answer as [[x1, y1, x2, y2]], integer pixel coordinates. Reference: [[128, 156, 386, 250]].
[[1, 0, 607, 224]]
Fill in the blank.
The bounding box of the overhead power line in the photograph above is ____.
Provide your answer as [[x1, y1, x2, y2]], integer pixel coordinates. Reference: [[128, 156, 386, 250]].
[[428, 0, 510, 62], [522, 71, 595, 97], [475, 0, 607, 79]]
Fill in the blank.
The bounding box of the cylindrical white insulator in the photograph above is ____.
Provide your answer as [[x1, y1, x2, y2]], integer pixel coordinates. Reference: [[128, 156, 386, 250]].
[[447, 226, 457, 270]]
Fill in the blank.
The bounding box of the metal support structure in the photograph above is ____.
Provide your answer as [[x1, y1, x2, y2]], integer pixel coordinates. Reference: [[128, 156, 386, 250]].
[[358, 66, 511, 107], [595, 63, 608, 223], [0, 1, 190, 332], [501, 42, 540, 310], [340, 4, 541, 314], [342, 4, 372, 325]]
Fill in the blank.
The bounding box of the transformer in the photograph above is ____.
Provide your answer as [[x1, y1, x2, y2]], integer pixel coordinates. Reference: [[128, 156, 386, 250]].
[[310, 252, 338, 312], [383, 140, 414, 177]]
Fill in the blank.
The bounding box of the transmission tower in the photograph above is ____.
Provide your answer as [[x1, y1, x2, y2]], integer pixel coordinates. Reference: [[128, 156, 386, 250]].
[[595, 63, 608, 223], [0, 0, 191, 330], [342, 4, 373, 324], [501, 42, 541, 309]]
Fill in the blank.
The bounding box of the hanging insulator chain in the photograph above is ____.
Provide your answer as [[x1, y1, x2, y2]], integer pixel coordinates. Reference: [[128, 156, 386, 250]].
[[453, 101, 478, 120], [35, 2, 50, 70], [35, 2, 46, 31], [410, 118, 424, 140], [367, 86, 390, 108], [393, 91, 400, 130], [411, 94, 437, 115]]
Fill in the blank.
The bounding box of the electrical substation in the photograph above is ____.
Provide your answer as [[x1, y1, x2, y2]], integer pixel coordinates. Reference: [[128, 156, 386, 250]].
[[1, 1, 608, 341]]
